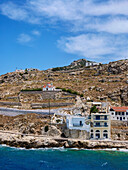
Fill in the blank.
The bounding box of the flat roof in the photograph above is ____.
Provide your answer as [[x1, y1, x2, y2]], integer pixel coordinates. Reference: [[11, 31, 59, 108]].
[[111, 106, 128, 112]]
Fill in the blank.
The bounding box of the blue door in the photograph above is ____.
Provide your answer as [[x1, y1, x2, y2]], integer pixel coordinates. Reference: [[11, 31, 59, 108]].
[[120, 117, 122, 121]]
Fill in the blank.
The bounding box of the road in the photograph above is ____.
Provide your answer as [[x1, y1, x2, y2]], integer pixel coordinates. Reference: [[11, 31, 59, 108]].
[[0, 107, 55, 116], [0, 107, 73, 116]]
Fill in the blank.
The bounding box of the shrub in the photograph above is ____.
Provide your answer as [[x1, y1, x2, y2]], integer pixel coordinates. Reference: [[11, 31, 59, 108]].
[[56, 87, 60, 89], [52, 67, 61, 71], [80, 94, 84, 97], [62, 88, 67, 92], [90, 105, 99, 113], [72, 91, 78, 95], [66, 89, 72, 93], [21, 88, 42, 92], [24, 68, 28, 74]]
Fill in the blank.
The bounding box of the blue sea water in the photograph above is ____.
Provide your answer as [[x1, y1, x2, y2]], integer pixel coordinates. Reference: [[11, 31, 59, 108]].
[[0, 145, 128, 170]]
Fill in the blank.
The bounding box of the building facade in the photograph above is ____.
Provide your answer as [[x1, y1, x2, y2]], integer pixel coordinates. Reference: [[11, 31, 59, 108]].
[[90, 113, 111, 140], [66, 115, 90, 132], [110, 107, 128, 121]]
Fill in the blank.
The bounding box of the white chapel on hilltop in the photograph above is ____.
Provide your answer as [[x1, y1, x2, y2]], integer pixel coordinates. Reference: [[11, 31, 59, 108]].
[[43, 83, 55, 91]]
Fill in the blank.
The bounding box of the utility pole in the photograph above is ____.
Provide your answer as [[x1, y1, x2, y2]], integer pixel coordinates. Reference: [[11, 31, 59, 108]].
[[49, 96, 50, 118]]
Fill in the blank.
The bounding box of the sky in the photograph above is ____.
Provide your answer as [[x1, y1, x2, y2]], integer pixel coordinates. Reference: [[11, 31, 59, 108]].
[[0, 0, 128, 75]]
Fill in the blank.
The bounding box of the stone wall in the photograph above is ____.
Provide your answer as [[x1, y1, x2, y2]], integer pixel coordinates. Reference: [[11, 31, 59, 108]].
[[0, 101, 22, 107], [111, 120, 128, 140], [63, 128, 89, 140], [42, 91, 60, 99], [19, 91, 60, 103]]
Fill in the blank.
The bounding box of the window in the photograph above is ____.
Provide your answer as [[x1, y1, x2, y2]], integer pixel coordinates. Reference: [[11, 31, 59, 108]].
[[123, 117, 125, 120], [96, 115, 100, 120], [104, 115, 107, 120], [104, 122, 108, 127], [115, 112, 117, 115], [96, 122, 100, 127], [103, 130, 108, 133], [91, 129, 93, 132], [112, 112, 114, 115], [122, 112, 124, 115], [96, 130, 100, 132], [80, 121, 83, 126], [103, 130, 108, 138], [91, 133, 93, 138], [126, 112, 128, 115], [117, 117, 119, 120], [95, 130, 100, 139]]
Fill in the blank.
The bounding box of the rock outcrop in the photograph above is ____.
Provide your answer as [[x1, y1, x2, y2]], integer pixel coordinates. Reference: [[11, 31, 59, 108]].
[[0, 131, 128, 149]]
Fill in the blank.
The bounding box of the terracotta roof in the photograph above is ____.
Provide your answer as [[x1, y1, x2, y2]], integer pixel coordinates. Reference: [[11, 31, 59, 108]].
[[111, 106, 128, 112]]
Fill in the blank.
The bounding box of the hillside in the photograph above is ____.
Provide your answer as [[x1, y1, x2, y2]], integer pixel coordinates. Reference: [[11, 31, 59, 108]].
[[0, 59, 127, 108]]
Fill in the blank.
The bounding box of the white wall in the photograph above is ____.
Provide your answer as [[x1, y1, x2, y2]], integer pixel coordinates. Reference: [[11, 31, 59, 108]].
[[110, 110, 128, 121], [66, 116, 90, 131]]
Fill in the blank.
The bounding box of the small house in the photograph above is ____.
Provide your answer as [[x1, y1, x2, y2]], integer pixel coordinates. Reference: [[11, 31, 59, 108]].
[[66, 115, 90, 132], [110, 106, 128, 121]]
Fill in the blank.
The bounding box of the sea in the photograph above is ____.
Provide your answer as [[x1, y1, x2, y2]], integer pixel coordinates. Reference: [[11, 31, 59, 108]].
[[0, 145, 128, 170]]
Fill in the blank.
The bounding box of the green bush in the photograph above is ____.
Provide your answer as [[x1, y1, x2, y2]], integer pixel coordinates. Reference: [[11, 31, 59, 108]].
[[52, 67, 61, 71], [62, 88, 67, 92], [56, 87, 60, 89], [21, 88, 42, 92], [66, 89, 72, 93], [90, 105, 99, 113], [80, 94, 84, 97], [72, 91, 78, 95]]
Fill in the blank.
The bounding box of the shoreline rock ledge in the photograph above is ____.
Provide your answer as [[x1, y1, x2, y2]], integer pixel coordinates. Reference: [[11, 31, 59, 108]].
[[0, 131, 128, 150]]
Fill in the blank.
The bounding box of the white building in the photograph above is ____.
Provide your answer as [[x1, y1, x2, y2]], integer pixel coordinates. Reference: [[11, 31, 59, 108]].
[[85, 61, 101, 67], [66, 115, 90, 132], [43, 83, 55, 91], [110, 106, 128, 121]]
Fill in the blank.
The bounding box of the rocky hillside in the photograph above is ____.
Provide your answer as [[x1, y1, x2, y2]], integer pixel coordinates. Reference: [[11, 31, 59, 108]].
[[0, 59, 127, 107], [0, 113, 127, 141], [51, 59, 128, 74]]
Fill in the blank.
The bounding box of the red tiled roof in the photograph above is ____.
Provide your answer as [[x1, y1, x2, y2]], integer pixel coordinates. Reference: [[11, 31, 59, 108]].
[[111, 106, 128, 112]]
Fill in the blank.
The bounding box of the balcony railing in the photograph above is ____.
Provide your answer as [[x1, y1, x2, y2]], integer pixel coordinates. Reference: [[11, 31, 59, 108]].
[[94, 125, 108, 127], [94, 118, 108, 120]]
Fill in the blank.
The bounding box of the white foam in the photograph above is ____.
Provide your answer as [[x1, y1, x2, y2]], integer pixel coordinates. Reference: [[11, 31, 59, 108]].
[[0, 144, 128, 152]]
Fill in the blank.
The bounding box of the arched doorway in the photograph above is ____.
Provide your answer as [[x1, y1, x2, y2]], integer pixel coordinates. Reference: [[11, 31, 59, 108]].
[[95, 130, 100, 139], [103, 130, 108, 139], [90, 129, 93, 139]]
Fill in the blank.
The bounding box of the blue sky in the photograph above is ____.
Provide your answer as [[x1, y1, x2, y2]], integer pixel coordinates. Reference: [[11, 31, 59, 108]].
[[0, 0, 128, 75]]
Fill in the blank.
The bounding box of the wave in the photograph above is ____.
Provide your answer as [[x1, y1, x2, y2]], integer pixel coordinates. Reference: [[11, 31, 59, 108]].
[[0, 144, 128, 152]]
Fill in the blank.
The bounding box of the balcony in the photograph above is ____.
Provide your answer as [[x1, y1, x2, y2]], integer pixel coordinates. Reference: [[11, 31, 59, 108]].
[[94, 125, 108, 127], [94, 117, 108, 120]]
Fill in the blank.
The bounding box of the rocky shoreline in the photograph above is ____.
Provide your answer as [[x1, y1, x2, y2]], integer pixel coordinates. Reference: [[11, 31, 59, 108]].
[[0, 131, 128, 150]]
